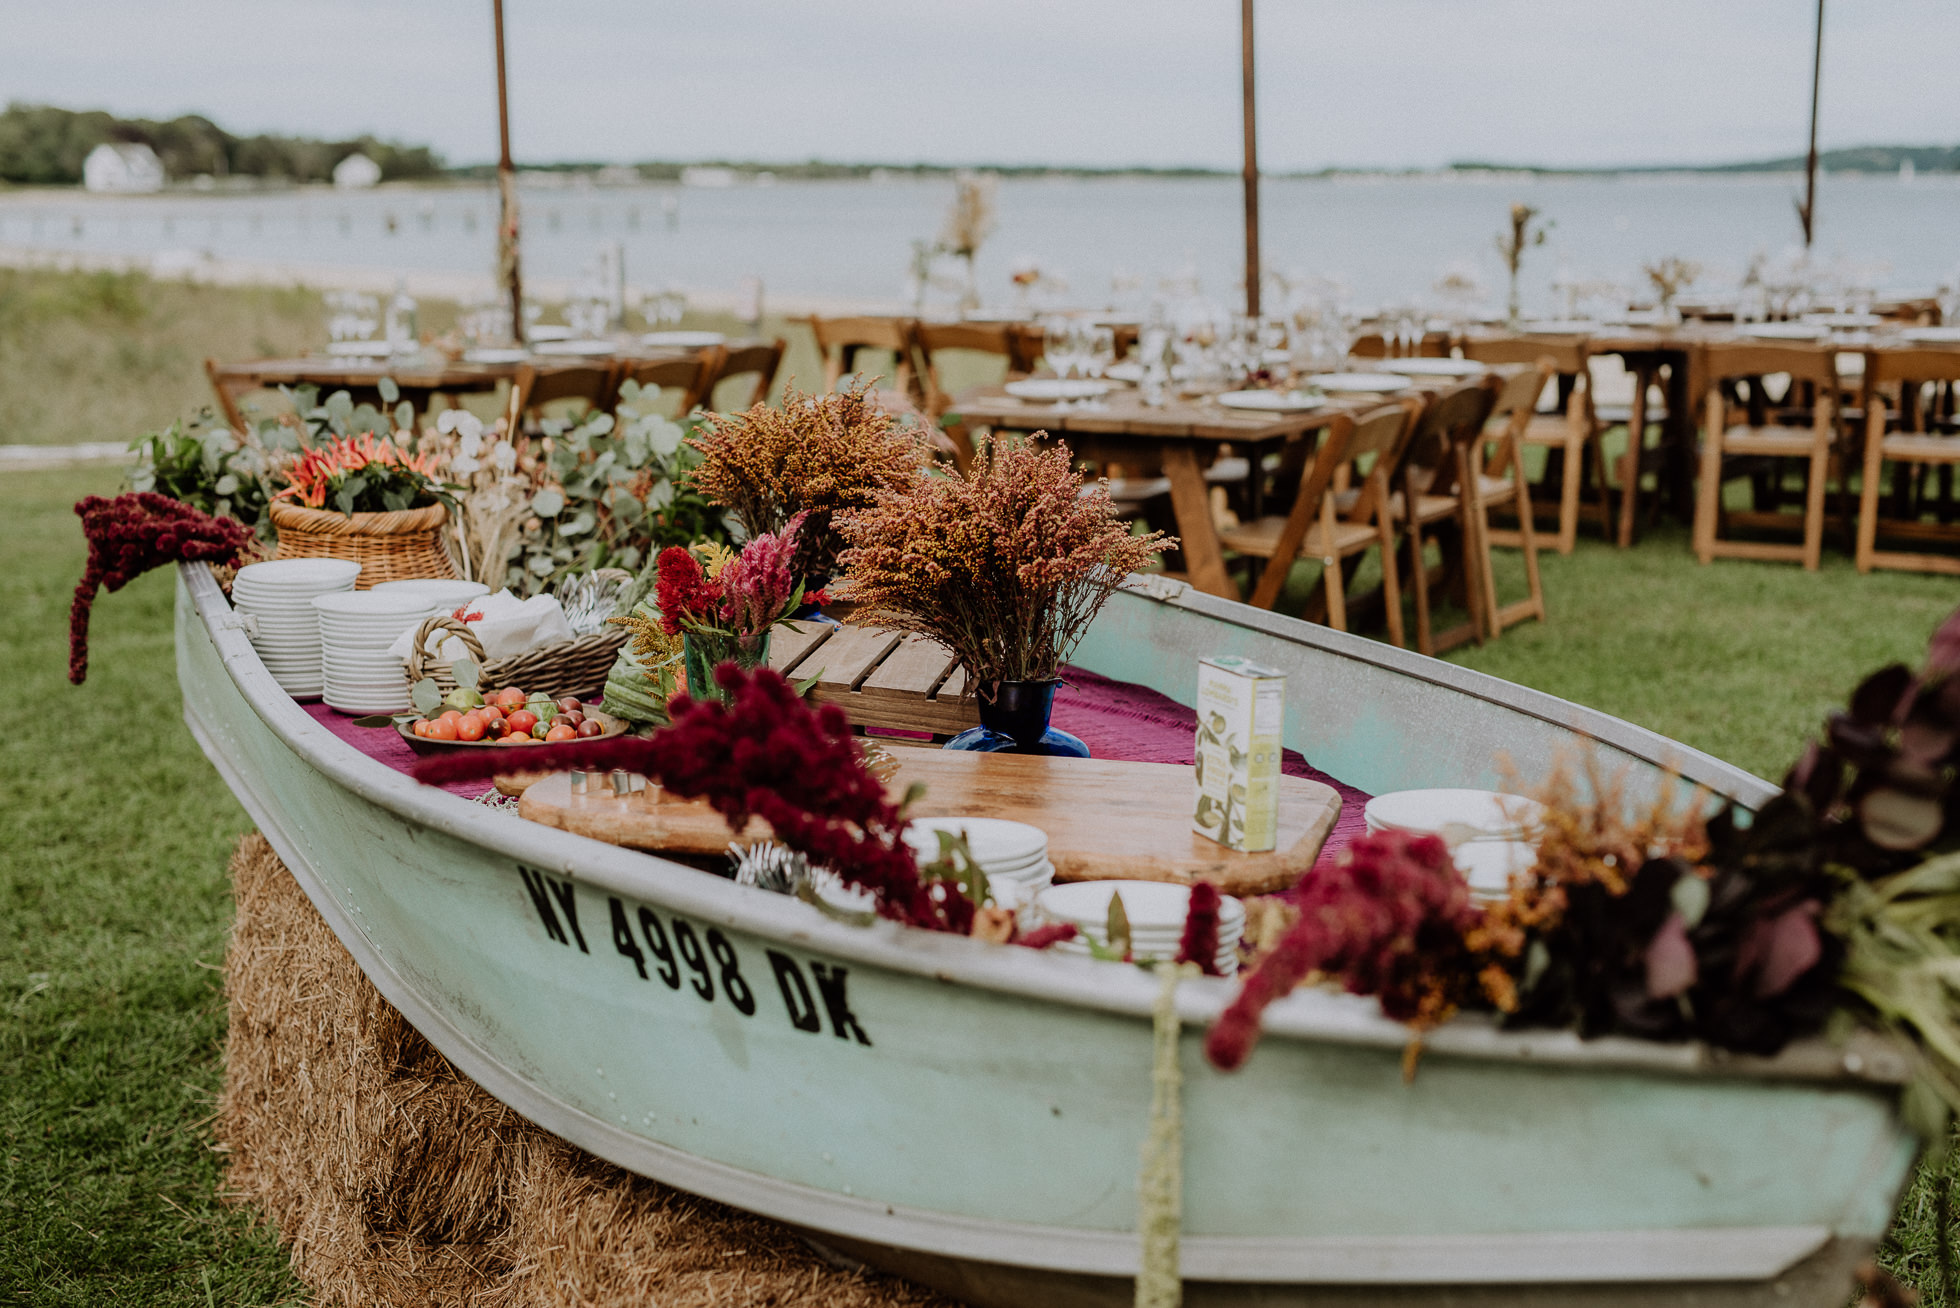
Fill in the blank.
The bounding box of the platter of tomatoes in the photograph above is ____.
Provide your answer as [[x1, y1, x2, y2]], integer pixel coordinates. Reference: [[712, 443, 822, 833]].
[[397, 685, 630, 753]]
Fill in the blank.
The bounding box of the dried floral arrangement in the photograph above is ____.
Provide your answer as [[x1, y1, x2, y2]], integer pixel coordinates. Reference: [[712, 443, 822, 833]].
[[835, 437, 1173, 684], [1643, 256, 1702, 315], [606, 515, 814, 704], [685, 379, 929, 581], [1494, 201, 1552, 327], [1202, 607, 1960, 1159], [69, 492, 252, 684]]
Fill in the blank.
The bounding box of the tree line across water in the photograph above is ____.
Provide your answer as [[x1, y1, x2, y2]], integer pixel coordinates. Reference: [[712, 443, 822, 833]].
[[0, 102, 443, 187]]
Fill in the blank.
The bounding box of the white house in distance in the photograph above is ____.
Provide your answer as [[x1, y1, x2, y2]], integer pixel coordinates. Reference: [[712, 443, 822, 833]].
[[82, 143, 165, 193], [332, 152, 382, 189]]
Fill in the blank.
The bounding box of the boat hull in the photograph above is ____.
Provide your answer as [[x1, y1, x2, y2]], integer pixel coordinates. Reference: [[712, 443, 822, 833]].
[[175, 566, 1919, 1306]]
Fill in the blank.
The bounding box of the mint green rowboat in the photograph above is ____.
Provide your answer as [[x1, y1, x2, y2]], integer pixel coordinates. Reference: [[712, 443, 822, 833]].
[[175, 563, 1921, 1308]]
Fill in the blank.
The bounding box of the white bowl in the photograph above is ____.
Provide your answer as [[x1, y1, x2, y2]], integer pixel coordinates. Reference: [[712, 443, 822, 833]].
[[234, 558, 363, 588], [904, 817, 1048, 870], [1364, 789, 1545, 843], [1034, 880, 1243, 933]]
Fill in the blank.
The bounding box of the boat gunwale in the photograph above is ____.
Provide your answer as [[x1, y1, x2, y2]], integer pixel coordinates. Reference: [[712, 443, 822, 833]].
[[178, 562, 1905, 1091]]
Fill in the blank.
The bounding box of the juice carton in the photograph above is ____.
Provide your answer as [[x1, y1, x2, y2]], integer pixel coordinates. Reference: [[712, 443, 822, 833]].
[[1193, 656, 1285, 852]]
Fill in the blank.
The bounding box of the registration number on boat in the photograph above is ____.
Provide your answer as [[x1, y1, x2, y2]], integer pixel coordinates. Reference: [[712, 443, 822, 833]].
[[514, 865, 871, 1045]]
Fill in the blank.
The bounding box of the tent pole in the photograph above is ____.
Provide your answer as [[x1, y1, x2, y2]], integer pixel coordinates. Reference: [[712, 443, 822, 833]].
[[494, 0, 525, 345], [1800, 0, 1823, 247], [1241, 0, 1261, 318]]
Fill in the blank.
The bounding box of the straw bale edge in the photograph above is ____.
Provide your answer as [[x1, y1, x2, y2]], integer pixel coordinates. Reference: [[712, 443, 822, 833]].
[[217, 831, 957, 1308]]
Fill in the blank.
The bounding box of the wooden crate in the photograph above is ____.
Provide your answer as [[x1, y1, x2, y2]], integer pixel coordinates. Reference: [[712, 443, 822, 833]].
[[767, 620, 978, 737]]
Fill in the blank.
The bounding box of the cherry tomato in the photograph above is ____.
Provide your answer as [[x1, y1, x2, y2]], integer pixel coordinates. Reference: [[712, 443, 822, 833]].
[[575, 718, 605, 738], [505, 710, 538, 735], [555, 696, 584, 715], [548, 714, 578, 731], [456, 714, 487, 742], [531, 720, 551, 739], [477, 703, 504, 724], [561, 710, 585, 728], [483, 715, 508, 739], [438, 709, 464, 726], [412, 719, 429, 737], [426, 717, 459, 741], [493, 687, 526, 710], [545, 723, 577, 742], [493, 734, 525, 747]]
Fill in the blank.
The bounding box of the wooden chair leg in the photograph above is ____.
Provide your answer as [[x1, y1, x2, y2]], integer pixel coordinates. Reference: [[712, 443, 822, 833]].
[[1322, 552, 1348, 632], [1514, 438, 1546, 626], [1694, 426, 1724, 565], [1856, 416, 1885, 573], [1456, 445, 1490, 645], [1802, 440, 1828, 572], [1555, 435, 1583, 555], [1408, 504, 1433, 656]]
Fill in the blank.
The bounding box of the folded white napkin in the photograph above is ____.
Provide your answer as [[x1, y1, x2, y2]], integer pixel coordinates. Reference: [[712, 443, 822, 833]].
[[388, 589, 577, 666]]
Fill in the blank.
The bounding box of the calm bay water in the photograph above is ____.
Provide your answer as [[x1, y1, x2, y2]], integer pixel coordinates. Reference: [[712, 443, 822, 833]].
[[0, 171, 1954, 313]]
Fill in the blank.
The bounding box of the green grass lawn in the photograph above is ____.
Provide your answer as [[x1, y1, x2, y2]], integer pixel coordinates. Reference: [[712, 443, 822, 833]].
[[1, 267, 1955, 1304]]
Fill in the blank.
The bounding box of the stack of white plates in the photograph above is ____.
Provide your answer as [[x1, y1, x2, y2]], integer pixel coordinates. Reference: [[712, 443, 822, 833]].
[[231, 559, 362, 697], [903, 817, 1054, 909], [373, 578, 491, 612], [1364, 789, 1546, 844], [312, 590, 441, 714], [1451, 840, 1538, 901], [1033, 880, 1244, 974]]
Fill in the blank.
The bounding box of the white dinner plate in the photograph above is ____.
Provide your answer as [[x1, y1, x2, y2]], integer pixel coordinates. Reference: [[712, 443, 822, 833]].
[[1381, 358, 1487, 378], [324, 340, 406, 357], [463, 347, 529, 364], [1801, 312, 1883, 329], [1365, 789, 1546, 843], [1738, 322, 1828, 340], [1004, 378, 1115, 402], [1102, 362, 1146, 384], [640, 330, 725, 348], [527, 325, 574, 342], [1306, 373, 1412, 394], [530, 339, 617, 356], [1902, 327, 1960, 344], [1518, 320, 1599, 335], [1215, 389, 1324, 413]]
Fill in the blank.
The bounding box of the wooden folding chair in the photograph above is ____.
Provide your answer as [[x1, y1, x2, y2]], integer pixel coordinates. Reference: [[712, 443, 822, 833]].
[[914, 321, 1026, 418], [1694, 342, 1839, 571], [1220, 401, 1422, 647], [704, 338, 785, 411], [1856, 348, 1960, 576], [618, 349, 721, 417], [804, 314, 921, 405], [1472, 364, 1550, 637], [1461, 335, 1606, 554], [505, 362, 619, 432], [1394, 381, 1502, 655]]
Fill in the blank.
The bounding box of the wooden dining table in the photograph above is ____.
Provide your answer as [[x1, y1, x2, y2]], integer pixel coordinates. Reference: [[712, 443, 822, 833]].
[[944, 382, 1449, 601]]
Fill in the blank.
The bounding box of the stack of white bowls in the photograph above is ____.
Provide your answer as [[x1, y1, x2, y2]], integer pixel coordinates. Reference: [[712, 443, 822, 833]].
[[903, 817, 1054, 909], [313, 590, 442, 714], [231, 558, 362, 697], [1363, 788, 1546, 901], [1033, 880, 1245, 974]]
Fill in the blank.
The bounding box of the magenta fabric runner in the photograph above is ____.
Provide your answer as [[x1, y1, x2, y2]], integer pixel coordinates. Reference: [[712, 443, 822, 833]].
[[304, 667, 1372, 881]]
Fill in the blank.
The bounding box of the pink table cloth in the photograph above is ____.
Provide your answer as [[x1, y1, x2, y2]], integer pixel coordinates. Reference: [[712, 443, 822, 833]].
[[304, 665, 1371, 883]]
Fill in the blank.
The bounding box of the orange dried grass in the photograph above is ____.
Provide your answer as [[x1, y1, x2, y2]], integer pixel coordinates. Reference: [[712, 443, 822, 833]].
[[218, 833, 954, 1308]]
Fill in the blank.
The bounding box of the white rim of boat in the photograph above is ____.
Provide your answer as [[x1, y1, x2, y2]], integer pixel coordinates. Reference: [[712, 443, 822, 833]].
[[179, 562, 1904, 1283]]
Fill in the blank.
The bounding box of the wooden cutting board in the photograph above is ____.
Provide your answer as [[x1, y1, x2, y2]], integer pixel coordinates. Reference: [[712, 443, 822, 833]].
[[518, 748, 1340, 897]]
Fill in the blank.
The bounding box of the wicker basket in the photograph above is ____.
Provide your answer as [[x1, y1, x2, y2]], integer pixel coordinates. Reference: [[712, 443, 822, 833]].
[[403, 614, 631, 702], [270, 500, 457, 589]]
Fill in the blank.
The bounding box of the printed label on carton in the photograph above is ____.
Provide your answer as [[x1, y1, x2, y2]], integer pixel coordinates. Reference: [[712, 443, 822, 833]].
[[1193, 656, 1284, 852]]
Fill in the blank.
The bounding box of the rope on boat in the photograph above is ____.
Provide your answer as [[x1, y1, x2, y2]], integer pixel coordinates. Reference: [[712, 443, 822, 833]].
[[1137, 961, 1199, 1308]]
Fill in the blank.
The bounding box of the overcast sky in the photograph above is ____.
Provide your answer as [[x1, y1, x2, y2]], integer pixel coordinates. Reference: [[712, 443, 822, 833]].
[[4, 1, 1956, 171]]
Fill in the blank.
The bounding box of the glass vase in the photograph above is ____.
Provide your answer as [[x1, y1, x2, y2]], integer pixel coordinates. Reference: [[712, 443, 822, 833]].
[[944, 679, 1089, 757], [682, 631, 771, 704]]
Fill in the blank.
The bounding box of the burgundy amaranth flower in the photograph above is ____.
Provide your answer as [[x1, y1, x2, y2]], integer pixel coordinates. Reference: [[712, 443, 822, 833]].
[[1205, 830, 1479, 1071], [1176, 880, 1224, 976], [415, 664, 971, 932], [70, 493, 251, 684], [1016, 923, 1079, 950]]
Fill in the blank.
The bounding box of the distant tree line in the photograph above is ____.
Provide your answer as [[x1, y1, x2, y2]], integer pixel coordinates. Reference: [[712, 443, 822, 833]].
[[0, 102, 444, 186]]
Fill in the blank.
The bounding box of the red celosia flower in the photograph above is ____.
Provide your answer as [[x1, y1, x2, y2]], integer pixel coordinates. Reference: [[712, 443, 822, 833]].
[[273, 432, 442, 509], [803, 588, 830, 610], [652, 545, 721, 636], [413, 665, 972, 932], [716, 511, 805, 648], [1205, 830, 1480, 1071], [1016, 922, 1079, 950], [1176, 880, 1223, 976], [69, 493, 252, 684]]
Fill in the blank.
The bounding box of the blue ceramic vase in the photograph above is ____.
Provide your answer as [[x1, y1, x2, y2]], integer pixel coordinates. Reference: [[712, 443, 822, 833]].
[[944, 679, 1089, 757]]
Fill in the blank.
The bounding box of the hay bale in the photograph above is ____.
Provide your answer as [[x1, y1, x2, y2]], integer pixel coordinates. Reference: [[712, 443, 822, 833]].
[[217, 832, 956, 1307]]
